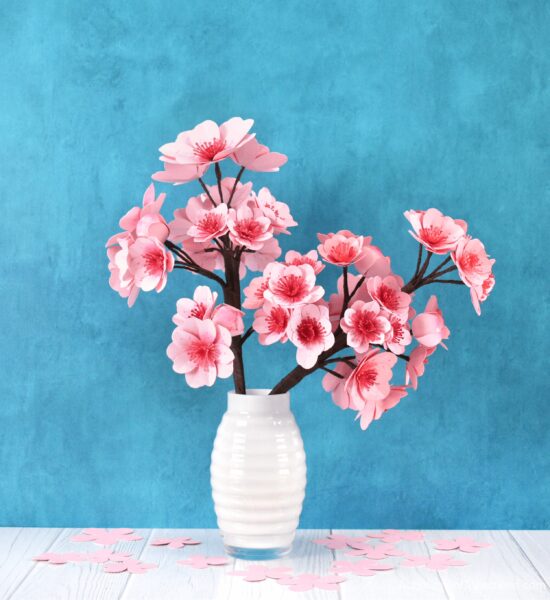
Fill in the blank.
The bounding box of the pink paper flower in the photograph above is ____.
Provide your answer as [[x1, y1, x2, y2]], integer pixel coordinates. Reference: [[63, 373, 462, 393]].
[[177, 555, 229, 569], [253, 301, 291, 345], [355, 244, 392, 278], [368, 529, 425, 543], [231, 565, 293, 581], [331, 558, 394, 575], [312, 534, 368, 549], [341, 300, 392, 353], [284, 249, 325, 274], [152, 162, 207, 185], [208, 177, 254, 207], [150, 536, 201, 549], [241, 237, 281, 273], [345, 541, 404, 559], [322, 360, 355, 409], [401, 553, 467, 570], [405, 346, 435, 390], [185, 195, 229, 243], [317, 230, 369, 266], [107, 235, 140, 307], [128, 236, 174, 293], [328, 273, 371, 329], [228, 204, 273, 250], [277, 573, 347, 592], [243, 276, 269, 309], [452, 237, 495, 315], [104, 559, 158, 574], [71, 528, 143, 545], [182, 238, 224, 273], [367, 275, 411, 323], [157, 117, 254, 169], [167, 318, 234, 388], [264, 263, 324, 307], [412, 295, 450, 348], [433, 537, 491, 553], [345, 349, 398, 409], [231, 136, 288, 172], [355, 386, 408, 430], [404, 208, 468, 254], [254, 187, 297, 234], [288, 303, 335, 368], [384, 313, 412, 355]]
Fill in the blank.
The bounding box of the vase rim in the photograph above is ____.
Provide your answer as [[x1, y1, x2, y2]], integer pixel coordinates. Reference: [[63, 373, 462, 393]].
[[227, 389, 290, 413]]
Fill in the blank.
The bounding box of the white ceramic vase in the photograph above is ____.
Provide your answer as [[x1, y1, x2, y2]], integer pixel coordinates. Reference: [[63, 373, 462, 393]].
[[210, 389, 307, 559]]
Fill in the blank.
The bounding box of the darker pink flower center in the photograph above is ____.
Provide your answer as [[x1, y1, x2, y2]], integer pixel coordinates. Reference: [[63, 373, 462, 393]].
[[296, 317, 324, 346], [144, 249, 164, 273], [377, 285, 399, 310], [187, 339, 219, 366], [273, 275, 308, 302], [462, 252, 480, 271], [199, 213, 224, 234], [267, 306, 289, 333], [190, 303, 207, 319], [235, 219, 264, 242], [329, 242, 358, 263], [420, 226, 444, 244], [391, 319, 405, 341], [356, 367, 377, 390], [352, 311, 382, 338], [193, 138, 226, 161]]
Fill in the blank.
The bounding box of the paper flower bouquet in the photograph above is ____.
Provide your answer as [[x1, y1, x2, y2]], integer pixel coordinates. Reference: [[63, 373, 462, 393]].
[[106, 117, 495, 558]]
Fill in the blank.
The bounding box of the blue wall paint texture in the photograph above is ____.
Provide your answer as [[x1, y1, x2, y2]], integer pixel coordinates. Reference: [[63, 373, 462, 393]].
[[0, 1, 548, 528]]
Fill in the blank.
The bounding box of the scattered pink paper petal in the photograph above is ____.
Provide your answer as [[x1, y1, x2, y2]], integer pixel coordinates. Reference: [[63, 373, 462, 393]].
[[401, 553, 468, 570], [368, 529, 424, 543], [150, 536, 201, 549], [33, 552, 86, 564], [88, 549, 134, 564], [313, 534, 368, 550], [331, 558, 393, 577], [345, 541, 404, 559], [433, 536, 491, 553], [103, 558, 158, 574], [230, 565, 293, 582], [177, 555, 229, 570], [277, 573, 346, 592], [71, 528, 143, 545]]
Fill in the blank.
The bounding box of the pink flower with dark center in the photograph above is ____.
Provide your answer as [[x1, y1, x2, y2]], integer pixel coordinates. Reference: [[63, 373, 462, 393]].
[[322, 360, 355, 409], [264, 263, 324, 307], [412, 295, 450, 348], [254, 187, 297, 234], [452, 237, 495, 315], [241, 237, 281, 273], [253, 301, 291, 345], [288, 303, 335, 368], [243, 276, 270, 309], [317, 230, 369, 266], [185, 196, 229, 243], [345, 349, 397, 409], [404, 208, 468, 254], [284, 249, 325, 274], [231, 137, 288, 172], [355, 386, 408, 430], [228, 205, 273, 250], [355, 244, 392, 278], [157, 117, 254, 168], [167, 318, 234, 388], [128, 236, 174, 293], [341, 300, 391, 353], [367, 275, 411, 323], [328, 273, 371, 330], [383, 312, 412, 355], [107, 234, 140, 307], [406, 345, 436, 390]]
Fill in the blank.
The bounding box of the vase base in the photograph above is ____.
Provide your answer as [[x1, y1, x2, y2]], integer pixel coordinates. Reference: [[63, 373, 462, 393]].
[[224, 544, 292, 560]]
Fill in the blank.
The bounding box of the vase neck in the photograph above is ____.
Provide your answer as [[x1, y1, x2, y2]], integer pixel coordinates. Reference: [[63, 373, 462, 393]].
[[227, 389, 290, 414]]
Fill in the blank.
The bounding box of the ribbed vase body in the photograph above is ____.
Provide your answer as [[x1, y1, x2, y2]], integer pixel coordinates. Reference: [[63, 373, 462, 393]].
[[210, 389, 306, 559]]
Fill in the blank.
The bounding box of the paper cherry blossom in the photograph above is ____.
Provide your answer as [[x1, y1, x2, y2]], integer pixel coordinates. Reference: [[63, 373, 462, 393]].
[[345, 541, 404, 559], [401, 553, 468, 570], [33, 552, 85, 564], [150, 536, 201, 549], [103, 558, 158, 574], [331, 559, 393, 577], [312, 534, 368, 550], [368, 529, 424, 543], [230, 565, 293, 582], [277, 573, 347, 592], [432, 536, 491, 553], [177, 555, 229, 569], [71, 528, 143, 545]]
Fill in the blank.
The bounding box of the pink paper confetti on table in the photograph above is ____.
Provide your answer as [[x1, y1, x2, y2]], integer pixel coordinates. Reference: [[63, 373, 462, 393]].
[[103, 558, 158, 574], [433, 536, 492, 553], [150, 536, 201, 549], [345, 541, 404, 559], [230, 565, 293, 582], [33, 552, 86, 565], [277, 573, 347, 592], [401, 553, 468, 570], [312, 534, 368, 550], [368, 529, 425, 543], [331, 558, 394, 577], [71, 528, 143, 545], [177, 555, 229, 570], [33, 549, 133, 565]]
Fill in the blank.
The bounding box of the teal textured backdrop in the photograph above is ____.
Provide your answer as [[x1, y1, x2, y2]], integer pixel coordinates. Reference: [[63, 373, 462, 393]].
[[1, 1, 548, 528]]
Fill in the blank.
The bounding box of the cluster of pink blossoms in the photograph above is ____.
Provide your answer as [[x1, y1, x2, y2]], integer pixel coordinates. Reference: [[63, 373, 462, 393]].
[[106, 117, 495, 430]]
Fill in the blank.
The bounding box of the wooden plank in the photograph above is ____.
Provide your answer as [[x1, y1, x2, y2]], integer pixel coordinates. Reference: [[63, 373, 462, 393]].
[[0, 528, 62, 598], [509, 531, 550, 589], [334, 529, 448, 600], [10, 528, 152, 600], [428, 530, 550, 600], [121, 528, 233, 600]]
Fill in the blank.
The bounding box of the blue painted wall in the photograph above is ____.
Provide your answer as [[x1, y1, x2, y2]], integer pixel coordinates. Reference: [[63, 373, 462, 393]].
[[1, 0, 548, 528]]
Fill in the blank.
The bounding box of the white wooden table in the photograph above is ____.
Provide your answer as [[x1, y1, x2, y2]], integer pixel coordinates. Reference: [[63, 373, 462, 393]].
[[0, 529, 548, 599]]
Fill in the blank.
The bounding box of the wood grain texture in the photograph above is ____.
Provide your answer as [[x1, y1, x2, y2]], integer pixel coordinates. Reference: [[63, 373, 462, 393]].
[[509, 531, 550, 589]]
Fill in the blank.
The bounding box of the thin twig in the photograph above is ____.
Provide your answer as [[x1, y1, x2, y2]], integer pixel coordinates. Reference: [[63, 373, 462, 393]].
[[240, 326, 254, 346], [320, 366, 345, 379], [215, 163, 224, 203], [227, 166, 245, 208], [198, 177, 216, 206]]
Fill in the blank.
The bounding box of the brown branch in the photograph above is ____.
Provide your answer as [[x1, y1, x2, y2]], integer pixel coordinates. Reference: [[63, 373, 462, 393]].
[[227, 166, 245, 208], [240, 326, 254, 346], [214, 163, 224, 203], [320, 366, 345, 378], [165, 240, 225, 287], [198, 177, 216, 206]]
